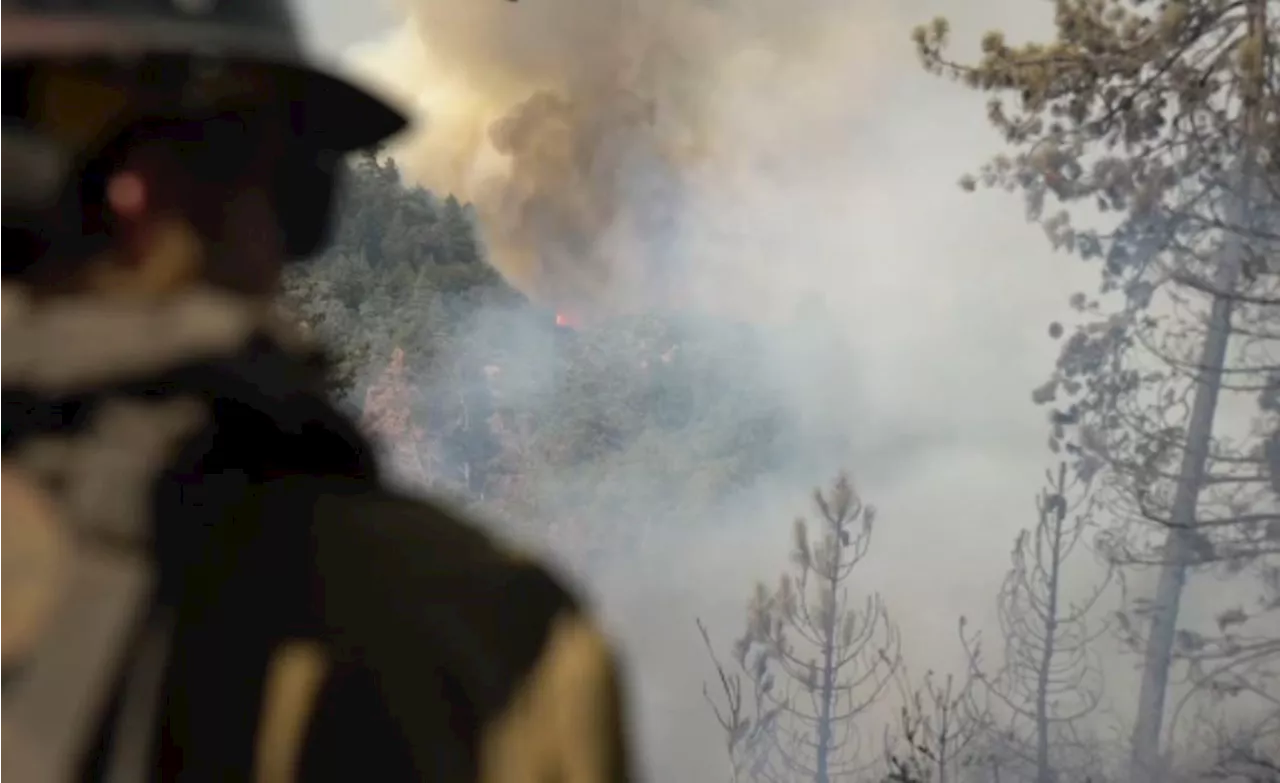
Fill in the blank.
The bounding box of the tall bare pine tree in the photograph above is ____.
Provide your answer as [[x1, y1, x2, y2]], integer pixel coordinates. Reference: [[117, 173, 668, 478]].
[[960, 463, 1114, 783], [703, 473, 901, 782]]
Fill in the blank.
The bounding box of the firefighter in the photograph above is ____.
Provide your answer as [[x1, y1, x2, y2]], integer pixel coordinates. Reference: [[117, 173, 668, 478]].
[[1, 2, 633, 781]]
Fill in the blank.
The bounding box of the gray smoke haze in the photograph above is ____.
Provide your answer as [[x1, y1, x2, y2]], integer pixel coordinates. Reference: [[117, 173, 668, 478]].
[[299, 0, 1271, 779]]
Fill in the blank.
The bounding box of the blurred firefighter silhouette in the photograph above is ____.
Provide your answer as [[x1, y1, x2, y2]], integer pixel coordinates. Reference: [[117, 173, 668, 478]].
[[1, 1, 632, 782]]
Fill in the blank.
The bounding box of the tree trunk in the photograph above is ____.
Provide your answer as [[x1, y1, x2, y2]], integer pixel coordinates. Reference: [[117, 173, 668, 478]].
[[815, 528, 841, 783], [1036, 492, 1063, 783], [1128, 201, 1241, 783], [1129, 6, 1265, 773]]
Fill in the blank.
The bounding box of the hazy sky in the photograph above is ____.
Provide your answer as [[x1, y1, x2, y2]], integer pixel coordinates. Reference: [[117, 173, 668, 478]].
[[291, 0, 1240, 778], [297, 0, 398, 57]]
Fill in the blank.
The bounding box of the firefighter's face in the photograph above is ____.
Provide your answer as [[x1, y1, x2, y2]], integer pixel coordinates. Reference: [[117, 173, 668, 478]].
[[23, 62, 322, 297], [99, 109, 293, 296]]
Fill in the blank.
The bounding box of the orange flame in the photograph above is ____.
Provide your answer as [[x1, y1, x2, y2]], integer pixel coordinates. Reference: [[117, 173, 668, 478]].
[[555, 312, 580, 328]]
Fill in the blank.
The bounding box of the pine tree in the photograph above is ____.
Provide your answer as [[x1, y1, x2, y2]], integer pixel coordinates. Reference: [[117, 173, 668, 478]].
[[439, 194, 480, 265], [881, 668, 987, 783], [703, 473, 901, 782], [360, 347, 429, 489], [960, 463, 1114, 783], [914, 3, 1279, 778]]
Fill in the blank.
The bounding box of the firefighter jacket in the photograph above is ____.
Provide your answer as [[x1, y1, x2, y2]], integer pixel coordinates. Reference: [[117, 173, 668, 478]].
[[1, 282, 633, 783]]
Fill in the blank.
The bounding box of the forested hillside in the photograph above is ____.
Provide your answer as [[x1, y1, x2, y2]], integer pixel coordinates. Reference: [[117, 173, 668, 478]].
[[281, 153, 794, 561]]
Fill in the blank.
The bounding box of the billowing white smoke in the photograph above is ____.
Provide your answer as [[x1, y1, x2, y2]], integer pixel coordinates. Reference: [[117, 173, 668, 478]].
[[346, 0, 897, 319]]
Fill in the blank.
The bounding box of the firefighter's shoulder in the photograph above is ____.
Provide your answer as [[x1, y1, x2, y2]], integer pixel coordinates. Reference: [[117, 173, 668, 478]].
[[305, 480, 585, 671], [271, 477, 633, 782]]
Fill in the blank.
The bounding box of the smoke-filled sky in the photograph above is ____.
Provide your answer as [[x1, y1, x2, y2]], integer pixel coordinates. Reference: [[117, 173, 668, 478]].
[[296, 0, 1251, 778]]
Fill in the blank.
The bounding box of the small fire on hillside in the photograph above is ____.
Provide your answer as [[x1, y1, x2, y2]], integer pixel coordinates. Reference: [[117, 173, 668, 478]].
[[555, 311, 581, 329]]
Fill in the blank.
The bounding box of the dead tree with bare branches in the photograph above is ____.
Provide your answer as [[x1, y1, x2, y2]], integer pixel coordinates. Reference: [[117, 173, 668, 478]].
[[882, 666, 990, 783], [702, 472, 901, 782], [699, 617, 780, 783], [961, 464, 1114, 783]]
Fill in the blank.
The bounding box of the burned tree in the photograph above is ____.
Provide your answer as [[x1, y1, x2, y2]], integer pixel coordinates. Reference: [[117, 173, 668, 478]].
[[702, 473, 901, 782], [914, 1, 1280, 778], [882, 668, 989, 783], [699, 617, 779, 783], [961, 464, 1113, 783]]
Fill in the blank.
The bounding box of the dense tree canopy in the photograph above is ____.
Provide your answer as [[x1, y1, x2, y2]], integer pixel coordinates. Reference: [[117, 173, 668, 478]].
[[279, 152, 792, 560]]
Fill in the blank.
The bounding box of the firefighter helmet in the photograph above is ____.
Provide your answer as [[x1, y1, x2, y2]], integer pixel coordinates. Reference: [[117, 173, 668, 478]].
[[1, 0, 408, 153], [2, 0, 411, 271]]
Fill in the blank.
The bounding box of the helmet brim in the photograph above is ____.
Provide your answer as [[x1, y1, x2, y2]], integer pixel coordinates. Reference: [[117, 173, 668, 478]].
[[2, 13, 410, 153], [265, 58, 411, 153]]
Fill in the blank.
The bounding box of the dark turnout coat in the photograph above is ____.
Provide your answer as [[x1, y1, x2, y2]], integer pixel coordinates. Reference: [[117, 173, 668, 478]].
[[1, 284, 632, 783]]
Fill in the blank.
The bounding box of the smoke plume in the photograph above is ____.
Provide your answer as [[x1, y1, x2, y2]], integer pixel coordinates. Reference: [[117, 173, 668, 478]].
[[350, 0, 898, 318]]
